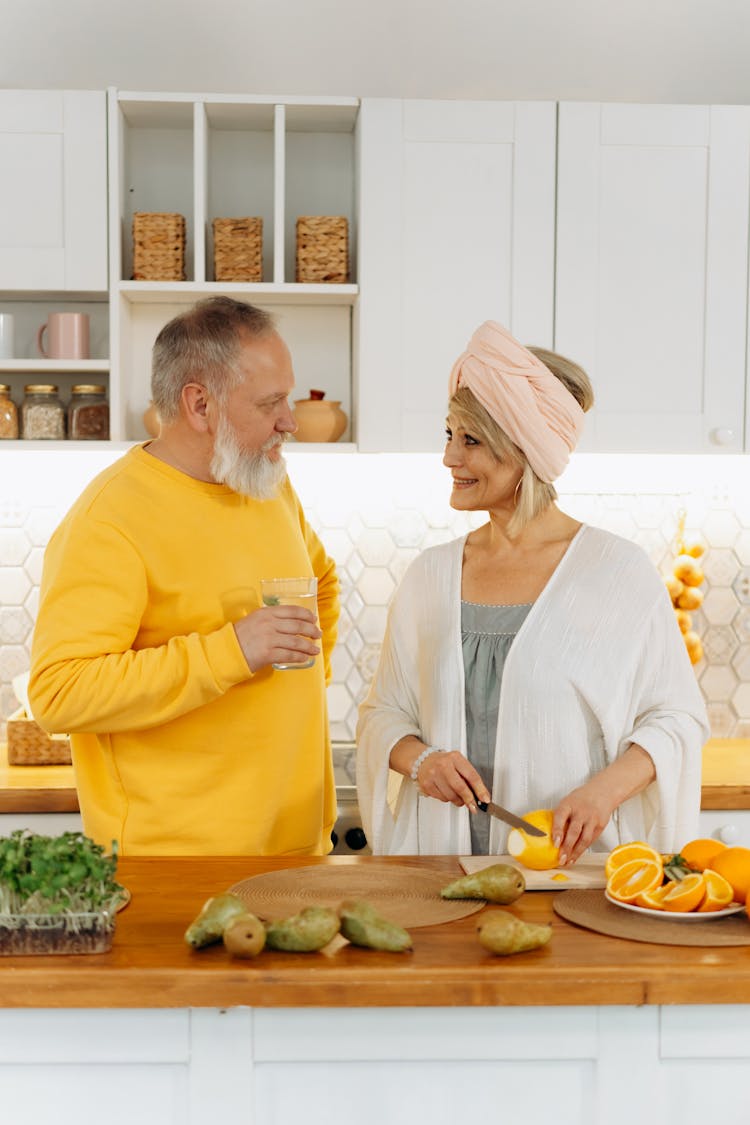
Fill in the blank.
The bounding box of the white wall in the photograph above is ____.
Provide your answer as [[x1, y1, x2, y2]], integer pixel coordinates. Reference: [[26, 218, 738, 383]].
[[3, 0, 750, 103]]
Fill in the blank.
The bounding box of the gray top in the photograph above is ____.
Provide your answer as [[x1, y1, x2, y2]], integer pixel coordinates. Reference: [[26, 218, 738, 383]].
[[461, 600, 533, 855]]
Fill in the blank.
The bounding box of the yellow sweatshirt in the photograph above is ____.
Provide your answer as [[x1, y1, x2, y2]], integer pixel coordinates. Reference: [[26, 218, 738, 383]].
[[29, 445, 339, 856]]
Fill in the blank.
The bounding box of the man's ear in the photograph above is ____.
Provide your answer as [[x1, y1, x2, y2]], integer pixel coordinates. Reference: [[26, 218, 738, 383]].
[[182, 383, 210, 432]]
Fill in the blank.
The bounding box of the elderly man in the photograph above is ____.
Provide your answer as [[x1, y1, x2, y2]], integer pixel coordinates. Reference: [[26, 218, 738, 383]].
[[29, 297, 339, 856]]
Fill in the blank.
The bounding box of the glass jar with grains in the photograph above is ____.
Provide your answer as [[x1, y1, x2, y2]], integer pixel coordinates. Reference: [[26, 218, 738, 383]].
[[20, 384, 65, 440], [67, 384, 109, 440], [0, 384, 18, 439]]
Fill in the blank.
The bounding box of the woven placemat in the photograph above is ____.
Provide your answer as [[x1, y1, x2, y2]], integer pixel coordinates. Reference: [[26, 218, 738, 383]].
[[554, 888, 750, 946], [229, 864, 485, 928]]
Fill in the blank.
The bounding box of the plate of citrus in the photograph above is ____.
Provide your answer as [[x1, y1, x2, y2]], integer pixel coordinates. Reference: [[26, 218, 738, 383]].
[[604, 838, 750, 921]]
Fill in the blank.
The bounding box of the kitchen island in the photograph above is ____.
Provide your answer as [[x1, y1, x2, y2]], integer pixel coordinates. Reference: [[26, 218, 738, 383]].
[[2, 854, 750, 1125]]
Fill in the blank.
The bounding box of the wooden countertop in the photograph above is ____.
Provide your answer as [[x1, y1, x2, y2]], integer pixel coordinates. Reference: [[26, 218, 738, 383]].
[[1, 854, 750, 1010], [3, 738, 750, 814]]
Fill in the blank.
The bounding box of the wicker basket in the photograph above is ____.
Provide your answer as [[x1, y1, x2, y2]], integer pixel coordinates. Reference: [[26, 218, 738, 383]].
[[213, 217, 263, 282], [132, 212, 186, 281], [6, 707, 72, 766], [295, 216, 349, 283]]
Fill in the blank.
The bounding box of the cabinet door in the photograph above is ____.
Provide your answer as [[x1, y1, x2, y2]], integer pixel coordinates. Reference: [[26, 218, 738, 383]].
[[556, 103, 750, 453], [0, 90, 107, 291], [356, 99, 556, 452]]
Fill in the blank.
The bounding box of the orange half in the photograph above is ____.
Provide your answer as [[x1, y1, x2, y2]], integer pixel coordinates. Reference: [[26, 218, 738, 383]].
[[607, 858, 663, 904], [660, 872, 706, 913], [605, 841, 662, 881], [697, 869, 734, 913], [635, 884, 670, 910]]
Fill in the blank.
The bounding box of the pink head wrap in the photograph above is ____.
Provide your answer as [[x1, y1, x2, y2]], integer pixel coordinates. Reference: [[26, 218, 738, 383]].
[[447, 321, 585, 483]]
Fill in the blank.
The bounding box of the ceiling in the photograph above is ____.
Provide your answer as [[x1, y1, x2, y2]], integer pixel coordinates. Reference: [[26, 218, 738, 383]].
[[4, 0, 750, 104]]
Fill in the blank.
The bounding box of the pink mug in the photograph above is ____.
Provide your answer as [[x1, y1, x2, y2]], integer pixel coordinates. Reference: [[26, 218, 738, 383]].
[[38, 313, 90, 360]]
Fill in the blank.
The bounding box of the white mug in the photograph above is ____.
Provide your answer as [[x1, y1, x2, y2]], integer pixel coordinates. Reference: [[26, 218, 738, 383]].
[[0, 313, 15, 359], [38, 312, 90, 360]]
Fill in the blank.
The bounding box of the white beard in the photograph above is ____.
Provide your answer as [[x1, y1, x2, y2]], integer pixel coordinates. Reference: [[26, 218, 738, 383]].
[[210, 414, 288, 500]]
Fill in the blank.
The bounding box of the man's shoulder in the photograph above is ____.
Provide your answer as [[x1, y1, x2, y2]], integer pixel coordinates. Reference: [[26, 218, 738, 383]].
[[65, 447, 148, 519]]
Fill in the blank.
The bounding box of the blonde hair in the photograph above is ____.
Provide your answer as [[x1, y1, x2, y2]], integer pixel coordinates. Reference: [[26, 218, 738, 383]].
[[448, 347, 593, 538]]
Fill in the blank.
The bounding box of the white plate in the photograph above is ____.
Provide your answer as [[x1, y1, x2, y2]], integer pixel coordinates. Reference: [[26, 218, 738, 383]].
[[605, 889, 745, 921]]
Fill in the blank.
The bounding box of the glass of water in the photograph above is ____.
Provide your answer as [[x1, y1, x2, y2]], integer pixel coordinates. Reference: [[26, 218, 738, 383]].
[[260, 577, 319, 670]]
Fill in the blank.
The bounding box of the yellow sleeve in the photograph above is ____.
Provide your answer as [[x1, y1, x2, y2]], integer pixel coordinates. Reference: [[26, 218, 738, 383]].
[[29, 515, 251, 735]]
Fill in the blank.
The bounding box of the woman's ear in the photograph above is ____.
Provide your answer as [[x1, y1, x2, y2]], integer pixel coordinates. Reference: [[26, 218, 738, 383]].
[[182, 383, 210, 432]]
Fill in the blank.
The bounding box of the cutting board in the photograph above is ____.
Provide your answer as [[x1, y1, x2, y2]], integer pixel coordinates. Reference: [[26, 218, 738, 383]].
[[459, 853, 607, 890]]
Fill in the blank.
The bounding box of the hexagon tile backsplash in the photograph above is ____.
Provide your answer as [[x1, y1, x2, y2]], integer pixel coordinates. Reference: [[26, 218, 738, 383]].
[[4, 448, 750, 742]]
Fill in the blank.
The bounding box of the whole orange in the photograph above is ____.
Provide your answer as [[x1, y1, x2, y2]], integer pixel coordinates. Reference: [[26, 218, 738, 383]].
[[679, 838, 727, 872], [710, 846, 750, 903]]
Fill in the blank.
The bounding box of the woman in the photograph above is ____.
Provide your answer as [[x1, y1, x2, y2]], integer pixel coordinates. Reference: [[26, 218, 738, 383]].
[[357, 321, 708, 861]]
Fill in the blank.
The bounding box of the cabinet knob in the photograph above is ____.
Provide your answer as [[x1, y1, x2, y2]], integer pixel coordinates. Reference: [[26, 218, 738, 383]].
[[717, 823, 739, 844], [710, 427, 736, 446]]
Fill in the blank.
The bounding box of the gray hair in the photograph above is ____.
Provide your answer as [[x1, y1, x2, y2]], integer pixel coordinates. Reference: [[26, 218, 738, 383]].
[[151, 297, 276, 422], [448, 346, 593, 538]]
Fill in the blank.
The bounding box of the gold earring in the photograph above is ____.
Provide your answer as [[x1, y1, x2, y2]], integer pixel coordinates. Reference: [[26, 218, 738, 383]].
[[513, 478, 522, 506]]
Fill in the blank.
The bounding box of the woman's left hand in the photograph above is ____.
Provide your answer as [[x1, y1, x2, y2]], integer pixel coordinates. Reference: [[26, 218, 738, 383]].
[[551, 781, 615, 865], [551, 743, 657, 864]]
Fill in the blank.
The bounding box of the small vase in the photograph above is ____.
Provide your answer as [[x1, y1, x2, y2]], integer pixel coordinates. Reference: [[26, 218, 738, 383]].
[[292, 397, 348, 443]]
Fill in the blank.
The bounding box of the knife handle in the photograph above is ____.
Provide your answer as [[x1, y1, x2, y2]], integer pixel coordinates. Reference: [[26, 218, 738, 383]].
[[475, 800, 488, 812]]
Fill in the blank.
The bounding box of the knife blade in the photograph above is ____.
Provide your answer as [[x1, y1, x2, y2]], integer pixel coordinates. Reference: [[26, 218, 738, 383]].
[[475, 799, 547, 837]]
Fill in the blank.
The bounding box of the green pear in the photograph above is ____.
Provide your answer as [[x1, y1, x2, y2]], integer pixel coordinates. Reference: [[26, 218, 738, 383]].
[[440, 863, 525, 904], [339, 900, 412, 952]]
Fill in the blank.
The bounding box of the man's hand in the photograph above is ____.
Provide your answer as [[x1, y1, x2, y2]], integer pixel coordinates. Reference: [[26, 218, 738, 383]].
[[234, 605, 321, 673]]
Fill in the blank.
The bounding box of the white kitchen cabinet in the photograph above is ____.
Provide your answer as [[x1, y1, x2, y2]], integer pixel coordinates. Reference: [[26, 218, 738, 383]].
[[107, 91, 359, 442], [556, 103, 750, 454], [0, 91, 110, 429], [0, 90, 108, 293], [699, 809, 750, 847], [356, 99, 557, 452]]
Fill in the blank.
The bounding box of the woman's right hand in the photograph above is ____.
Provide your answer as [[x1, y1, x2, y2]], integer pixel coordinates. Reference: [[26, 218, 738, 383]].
[[416, 749, 491, 811]]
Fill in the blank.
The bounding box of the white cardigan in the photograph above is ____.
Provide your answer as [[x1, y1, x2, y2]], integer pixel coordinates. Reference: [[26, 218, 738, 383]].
[[356, 525, 709, 856]]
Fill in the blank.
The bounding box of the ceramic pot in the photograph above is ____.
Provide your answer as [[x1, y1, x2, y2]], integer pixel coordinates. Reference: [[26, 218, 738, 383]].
[[293, 398, 348, 442]]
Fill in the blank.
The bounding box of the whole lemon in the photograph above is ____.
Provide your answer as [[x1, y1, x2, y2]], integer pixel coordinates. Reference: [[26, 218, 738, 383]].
[[507, 809, 560, 870]]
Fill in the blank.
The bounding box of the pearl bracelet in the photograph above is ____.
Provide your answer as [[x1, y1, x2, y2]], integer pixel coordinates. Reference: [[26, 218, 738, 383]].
[[410, 746, 442, 783]]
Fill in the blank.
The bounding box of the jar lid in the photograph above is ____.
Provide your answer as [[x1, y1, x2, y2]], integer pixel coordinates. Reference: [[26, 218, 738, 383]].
[[0, 384, 10, 394], [24, 384, 58, 394], [70, 384, 106, 394]]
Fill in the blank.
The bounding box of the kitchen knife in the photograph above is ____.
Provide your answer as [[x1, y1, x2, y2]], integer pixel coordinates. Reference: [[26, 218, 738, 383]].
[[475, 799, 547, 837]]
